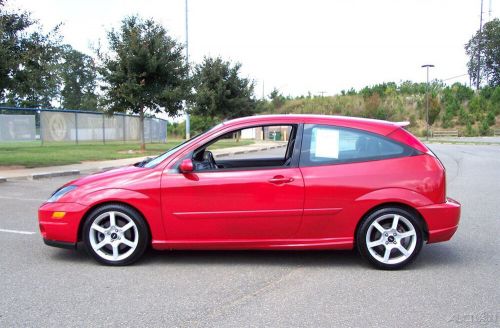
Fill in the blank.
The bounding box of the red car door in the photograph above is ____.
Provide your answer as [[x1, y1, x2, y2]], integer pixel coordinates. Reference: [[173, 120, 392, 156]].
[[161, 167, 304, 241]]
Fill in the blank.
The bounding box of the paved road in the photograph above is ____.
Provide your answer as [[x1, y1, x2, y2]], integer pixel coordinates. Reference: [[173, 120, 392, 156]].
[[0, 144, 499, 327]]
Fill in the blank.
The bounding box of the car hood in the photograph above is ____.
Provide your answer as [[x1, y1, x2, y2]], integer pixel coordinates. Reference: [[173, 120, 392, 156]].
[[66, 165, 150, 187]]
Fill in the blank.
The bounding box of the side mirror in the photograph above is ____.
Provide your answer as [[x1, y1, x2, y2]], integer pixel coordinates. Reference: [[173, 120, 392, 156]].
[[179, 158, 194, 173]]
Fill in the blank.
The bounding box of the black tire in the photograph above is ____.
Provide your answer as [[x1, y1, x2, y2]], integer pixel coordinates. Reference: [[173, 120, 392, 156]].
[[82, 204, 149, 266], [357, 207, 424, 270]]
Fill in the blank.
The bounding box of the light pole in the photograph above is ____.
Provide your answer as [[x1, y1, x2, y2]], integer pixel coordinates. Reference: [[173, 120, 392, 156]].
[[421, 64, 434, 141], [185, 0, 190, 139]]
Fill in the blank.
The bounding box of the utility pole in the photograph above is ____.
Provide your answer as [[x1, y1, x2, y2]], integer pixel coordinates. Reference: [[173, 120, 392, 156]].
[[185, 0, 190, 139], [476, 0, 484, 90], [421, 64, 434, 141]]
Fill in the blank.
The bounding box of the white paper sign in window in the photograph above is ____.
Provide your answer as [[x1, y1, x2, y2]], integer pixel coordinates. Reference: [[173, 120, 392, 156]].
[[313, 128, 339, 159]]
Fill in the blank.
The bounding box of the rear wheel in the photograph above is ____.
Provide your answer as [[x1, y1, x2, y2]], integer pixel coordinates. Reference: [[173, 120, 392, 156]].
[[357, 207, 423, 270], [82, 204, 149, 266]]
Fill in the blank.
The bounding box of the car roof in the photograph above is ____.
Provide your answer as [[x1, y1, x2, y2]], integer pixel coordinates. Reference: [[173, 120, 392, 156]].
[[222, 114, 406, 136]]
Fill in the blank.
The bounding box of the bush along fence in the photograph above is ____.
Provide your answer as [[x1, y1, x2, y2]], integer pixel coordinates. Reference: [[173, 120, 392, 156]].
[[0, 107, 167, 144]]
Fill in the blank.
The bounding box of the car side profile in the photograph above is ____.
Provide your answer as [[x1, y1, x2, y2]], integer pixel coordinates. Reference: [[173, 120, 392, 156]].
[[38, 114, 461, 269]]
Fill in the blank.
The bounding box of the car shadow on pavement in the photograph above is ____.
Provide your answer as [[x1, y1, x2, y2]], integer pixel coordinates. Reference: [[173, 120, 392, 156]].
[[47, 242, 463, 269], [141, 248, 364, 268], [412, 243, 464, 269], [48, 245, 93, 263]]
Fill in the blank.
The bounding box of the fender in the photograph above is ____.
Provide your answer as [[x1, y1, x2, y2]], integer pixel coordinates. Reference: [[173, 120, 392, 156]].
[[354, 187, 434, 208], [76, 188, 166, 242]]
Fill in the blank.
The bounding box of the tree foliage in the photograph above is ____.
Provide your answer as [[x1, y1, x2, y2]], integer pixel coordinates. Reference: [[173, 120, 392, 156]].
[[190, 57, 257, 120], [59, 45, 98, 110], [0, 2, 61, 107], [465, 18, 500, 87], [99, 16, 190, 149], [269, 87, 285, 110]]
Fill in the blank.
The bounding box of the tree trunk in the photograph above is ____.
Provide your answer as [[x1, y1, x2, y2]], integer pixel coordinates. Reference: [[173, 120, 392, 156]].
[[139, 109, 146, 152]]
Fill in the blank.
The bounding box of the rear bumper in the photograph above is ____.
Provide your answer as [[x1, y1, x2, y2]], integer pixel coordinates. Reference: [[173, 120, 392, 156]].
[[43, 238, 76, 249], [417, 197, 461, 243], [38, 202, 88, 244]]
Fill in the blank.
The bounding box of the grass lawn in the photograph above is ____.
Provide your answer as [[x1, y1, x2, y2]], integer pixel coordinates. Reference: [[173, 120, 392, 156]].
[[0, 140, 253, 168]]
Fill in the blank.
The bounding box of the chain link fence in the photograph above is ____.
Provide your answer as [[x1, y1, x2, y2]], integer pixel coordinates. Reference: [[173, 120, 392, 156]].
[[0, 107, 167, 144]]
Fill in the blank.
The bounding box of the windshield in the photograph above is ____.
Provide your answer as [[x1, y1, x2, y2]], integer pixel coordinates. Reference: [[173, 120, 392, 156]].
[[143, 123, 222, 168]]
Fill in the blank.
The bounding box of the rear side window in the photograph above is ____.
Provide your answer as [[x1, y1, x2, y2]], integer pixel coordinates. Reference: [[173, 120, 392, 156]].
[[300, 124, 415, 166]]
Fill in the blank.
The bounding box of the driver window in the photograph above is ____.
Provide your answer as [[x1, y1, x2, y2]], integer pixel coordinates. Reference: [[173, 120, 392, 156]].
[[193, 125, 296, 171]]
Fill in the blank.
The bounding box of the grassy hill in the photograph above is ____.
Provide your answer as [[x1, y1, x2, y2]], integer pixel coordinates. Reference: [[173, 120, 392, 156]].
[[265, 82, 500, 137]]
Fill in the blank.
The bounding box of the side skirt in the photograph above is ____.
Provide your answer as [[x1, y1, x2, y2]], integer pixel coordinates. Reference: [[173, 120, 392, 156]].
[[151, 238, 354, 251]]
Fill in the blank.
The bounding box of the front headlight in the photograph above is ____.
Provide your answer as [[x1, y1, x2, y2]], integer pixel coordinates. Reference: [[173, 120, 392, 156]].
[[47, 185, 77, 203]]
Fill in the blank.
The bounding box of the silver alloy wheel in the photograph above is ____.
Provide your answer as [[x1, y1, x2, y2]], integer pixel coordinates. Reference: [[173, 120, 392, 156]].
[[88, 211, 139, 262], [365, 214, 417, 265]]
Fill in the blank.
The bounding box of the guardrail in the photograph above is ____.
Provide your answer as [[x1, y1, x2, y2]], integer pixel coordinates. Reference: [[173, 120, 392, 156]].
[[494, 129, 500, 136], [431, 130, 459, 138]]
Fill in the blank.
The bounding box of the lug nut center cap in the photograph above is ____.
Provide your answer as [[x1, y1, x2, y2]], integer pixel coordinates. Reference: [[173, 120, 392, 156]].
[[388, 236, 395, 243], [110, 232, 118, 239]]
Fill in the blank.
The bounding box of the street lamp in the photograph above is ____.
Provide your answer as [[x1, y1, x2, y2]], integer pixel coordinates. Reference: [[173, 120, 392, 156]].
[[421, 64, 435, 141]]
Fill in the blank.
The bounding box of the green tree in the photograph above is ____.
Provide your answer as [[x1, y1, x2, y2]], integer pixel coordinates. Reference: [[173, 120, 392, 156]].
[[465, 18, 500, 87], [427, 93, 442, 126], [60, 45, 98, 110], [269, 87, 285, 110], [190, 115, 218, 135], [190, 56, 257, 120], [0, 2, 61, 107], [99, 16, 190, 151]]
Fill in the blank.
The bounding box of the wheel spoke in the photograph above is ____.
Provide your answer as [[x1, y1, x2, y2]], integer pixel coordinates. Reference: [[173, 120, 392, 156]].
[[373, 221, 385, 233], [391, 215, 400, 230], [112, 244, 119, 259], [95, 240, 108, 250], [399, 230, 416, 239], [121, 222, 134, 232], [397, 245, 410, 257], [382, 247, 391, 263], [109, 212, 116, 227], [368, 238, 384, 248], [91, 223, 106, 234], [120, 237, 135, 248]]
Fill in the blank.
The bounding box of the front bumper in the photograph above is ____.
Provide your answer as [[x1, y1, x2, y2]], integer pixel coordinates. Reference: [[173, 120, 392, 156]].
[[417, 197, 461, 243], [38, 202, 88, 247]]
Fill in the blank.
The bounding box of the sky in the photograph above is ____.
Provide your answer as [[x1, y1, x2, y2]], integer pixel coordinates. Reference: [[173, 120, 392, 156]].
[[8, 0, 499, 98]]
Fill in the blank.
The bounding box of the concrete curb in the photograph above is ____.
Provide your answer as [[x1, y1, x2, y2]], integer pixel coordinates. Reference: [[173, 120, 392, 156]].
[[29, 170, 80, 180], [98, 166, 122, 172]]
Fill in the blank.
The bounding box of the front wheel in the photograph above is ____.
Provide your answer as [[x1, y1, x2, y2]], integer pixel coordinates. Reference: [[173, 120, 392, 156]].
[[357, 207, 423, 270], [82, 204, 149, 266]]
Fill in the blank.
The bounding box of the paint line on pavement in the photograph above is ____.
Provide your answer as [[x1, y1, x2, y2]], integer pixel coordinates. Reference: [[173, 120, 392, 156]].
[[0, 228, 36, 235], [0, 196, 45, 202]]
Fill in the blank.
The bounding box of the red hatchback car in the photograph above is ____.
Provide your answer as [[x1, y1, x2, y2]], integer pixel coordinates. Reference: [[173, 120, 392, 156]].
[[39, 115, 460, 269]]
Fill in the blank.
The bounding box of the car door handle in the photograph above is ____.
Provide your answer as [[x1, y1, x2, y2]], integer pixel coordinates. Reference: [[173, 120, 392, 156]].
[[268, 176, 294, 184]]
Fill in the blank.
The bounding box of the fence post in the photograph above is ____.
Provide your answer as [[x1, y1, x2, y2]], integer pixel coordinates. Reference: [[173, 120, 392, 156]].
[[150, 119, 153, 143], [75, 112, 78, 145], [123, 115, 126, 144], [102, 115, 105, 144], [39, 110, 43, 146]]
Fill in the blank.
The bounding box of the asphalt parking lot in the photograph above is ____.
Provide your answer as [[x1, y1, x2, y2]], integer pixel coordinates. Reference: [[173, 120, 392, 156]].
[[0, 144, 499, 327]]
